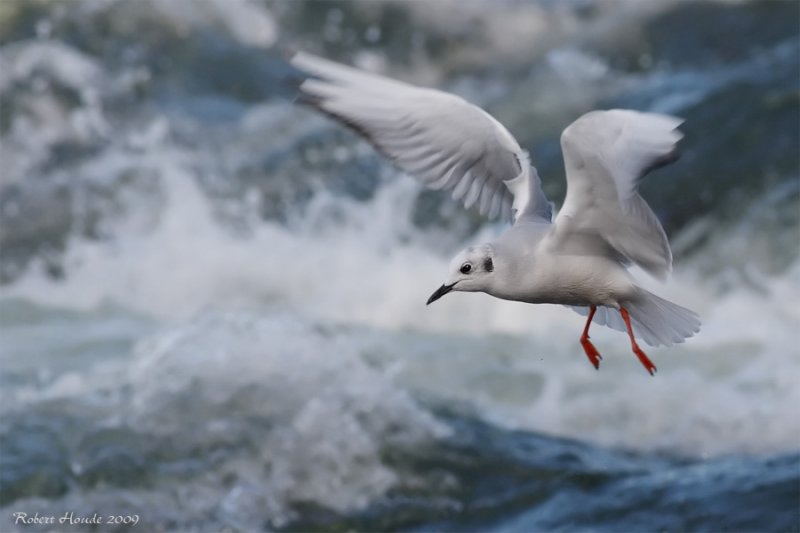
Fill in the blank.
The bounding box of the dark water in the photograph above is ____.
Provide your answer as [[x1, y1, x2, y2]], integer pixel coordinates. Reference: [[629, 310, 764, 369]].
[[0, 1, 799, 532], [285, 413, 799, 533]]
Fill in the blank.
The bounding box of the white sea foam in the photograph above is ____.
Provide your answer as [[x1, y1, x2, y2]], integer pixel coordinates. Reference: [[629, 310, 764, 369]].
[[127, 311, 447, 520], [0, 306, 448, 526]]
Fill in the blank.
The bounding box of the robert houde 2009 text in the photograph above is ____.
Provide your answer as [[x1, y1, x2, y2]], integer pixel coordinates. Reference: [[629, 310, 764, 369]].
[[12, 511, 140, 526]]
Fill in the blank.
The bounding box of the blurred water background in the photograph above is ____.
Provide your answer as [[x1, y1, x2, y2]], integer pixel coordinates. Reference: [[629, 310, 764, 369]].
[[0, 0, 798, 531]]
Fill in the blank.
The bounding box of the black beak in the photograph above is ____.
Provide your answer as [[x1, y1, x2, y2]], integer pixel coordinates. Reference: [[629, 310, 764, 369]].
[[426, 283, 455, 305]]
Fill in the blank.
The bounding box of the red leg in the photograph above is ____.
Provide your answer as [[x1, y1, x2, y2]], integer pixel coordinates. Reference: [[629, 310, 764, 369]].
[[580, 306, 602, 370], [620, 307, 657, 376]]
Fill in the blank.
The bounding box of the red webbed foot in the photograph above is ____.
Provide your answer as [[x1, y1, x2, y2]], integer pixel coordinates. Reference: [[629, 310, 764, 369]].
[[579, 305, 602, 370], [580, 337, 603, 370], [632, 344, 657, 375], [620, 307, 658, 376]]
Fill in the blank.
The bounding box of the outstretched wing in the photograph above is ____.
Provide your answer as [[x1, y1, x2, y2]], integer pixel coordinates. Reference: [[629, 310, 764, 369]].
[[290, 52, 551, 224], [549, 109, 683, 279]]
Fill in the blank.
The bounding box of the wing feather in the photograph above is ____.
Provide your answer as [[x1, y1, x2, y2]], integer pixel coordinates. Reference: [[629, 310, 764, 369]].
[[550, 109, 682, 279], [290, 51, 551, 224]]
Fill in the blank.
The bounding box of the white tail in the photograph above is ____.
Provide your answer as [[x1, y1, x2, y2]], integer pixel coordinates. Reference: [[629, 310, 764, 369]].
[[571, 289, 701, 347]]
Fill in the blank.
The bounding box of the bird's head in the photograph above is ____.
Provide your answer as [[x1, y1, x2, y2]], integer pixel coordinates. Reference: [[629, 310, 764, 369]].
[[426, 244, 496, 305]]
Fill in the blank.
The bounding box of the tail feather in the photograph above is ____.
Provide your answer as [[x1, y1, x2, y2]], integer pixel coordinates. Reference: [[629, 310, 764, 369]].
[[569, 289, 701, 347]]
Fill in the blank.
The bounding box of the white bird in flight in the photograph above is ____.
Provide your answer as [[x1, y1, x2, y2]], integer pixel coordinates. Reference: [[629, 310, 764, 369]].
[[289, 51, 700, 375]]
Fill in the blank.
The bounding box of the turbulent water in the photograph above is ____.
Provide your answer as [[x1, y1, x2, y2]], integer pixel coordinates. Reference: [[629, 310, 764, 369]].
[[0, 0, 799, 531]]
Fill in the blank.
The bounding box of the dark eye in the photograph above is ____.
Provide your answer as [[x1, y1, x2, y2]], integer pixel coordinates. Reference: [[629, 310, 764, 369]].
[[460, 263, 472, 274]]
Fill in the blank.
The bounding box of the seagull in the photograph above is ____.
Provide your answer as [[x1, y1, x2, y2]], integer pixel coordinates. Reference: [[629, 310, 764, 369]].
[[289, 51, 700, 375]]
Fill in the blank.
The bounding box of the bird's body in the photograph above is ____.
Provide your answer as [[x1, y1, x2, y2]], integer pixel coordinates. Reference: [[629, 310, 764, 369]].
[[289, 52, 700, 374], [485, 220, 636, 307]]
